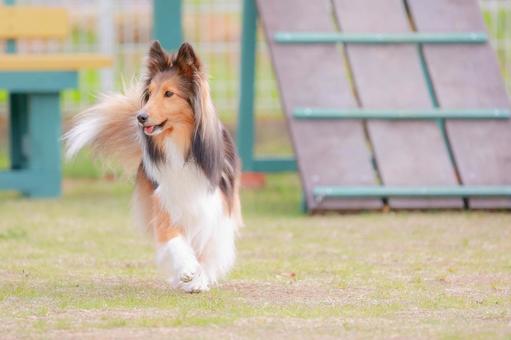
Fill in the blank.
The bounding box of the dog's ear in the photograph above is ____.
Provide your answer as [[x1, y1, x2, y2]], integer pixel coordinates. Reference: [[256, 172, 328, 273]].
[[147, 40, 171, 76], [172, 42, 223, 185], [175, 42, 202, 77], [192, 116, 224, 187], [188, 57, 223, 186]]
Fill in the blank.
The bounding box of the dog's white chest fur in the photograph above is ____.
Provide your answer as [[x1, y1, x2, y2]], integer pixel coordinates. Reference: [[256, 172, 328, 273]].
[[143, 139, 236, 290]]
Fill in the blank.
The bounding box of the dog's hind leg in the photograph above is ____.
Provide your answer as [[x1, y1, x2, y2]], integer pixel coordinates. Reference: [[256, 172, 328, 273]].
[[198, 216, 237, 286], [132, 165, 157, 236]]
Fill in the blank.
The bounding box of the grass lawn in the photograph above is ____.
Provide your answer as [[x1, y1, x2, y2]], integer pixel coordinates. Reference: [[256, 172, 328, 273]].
[[1, 168, 510, 339]]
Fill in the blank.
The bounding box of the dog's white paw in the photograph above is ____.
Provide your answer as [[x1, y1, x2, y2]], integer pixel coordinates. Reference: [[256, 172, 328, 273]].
[[180, 271, 195, 283], [175, 258, 199, 284], [179, 269, 210, 293], [158, 236, 200, 285]]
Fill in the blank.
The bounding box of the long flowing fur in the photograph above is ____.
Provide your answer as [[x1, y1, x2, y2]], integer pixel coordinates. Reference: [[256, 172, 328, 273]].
[[64, 84, 143, 172]]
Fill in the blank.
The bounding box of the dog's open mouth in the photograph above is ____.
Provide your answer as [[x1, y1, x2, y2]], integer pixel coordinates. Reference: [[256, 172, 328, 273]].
[[142, 120, 168, 136]]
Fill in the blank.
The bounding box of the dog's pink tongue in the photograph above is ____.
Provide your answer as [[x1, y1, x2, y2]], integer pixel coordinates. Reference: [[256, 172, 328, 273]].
[[144, 125, 154, 134]]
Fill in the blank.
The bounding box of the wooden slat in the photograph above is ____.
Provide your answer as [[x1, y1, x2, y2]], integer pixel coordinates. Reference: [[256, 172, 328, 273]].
[[332, 0, 461, 209], [257, 0, 382, 211], [0, 54, 113, 71], [0, 6, 69, 39], [408, 0, 511, 208]]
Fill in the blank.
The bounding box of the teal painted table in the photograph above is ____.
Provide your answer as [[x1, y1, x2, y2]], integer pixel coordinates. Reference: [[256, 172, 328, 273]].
[[0, 71, 78, 197]]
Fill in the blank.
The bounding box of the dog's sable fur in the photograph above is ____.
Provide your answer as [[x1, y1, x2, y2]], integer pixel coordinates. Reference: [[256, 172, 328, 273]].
[[65, 41, 242, 293]]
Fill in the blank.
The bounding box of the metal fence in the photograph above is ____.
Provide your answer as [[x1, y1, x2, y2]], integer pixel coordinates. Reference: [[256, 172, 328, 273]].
[[481, 0, 511, 93], [1, 0, 511, 121]]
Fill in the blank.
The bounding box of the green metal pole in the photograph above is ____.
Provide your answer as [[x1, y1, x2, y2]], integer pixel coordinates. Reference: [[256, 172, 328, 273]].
[[26, 93, 62, 197], [153, 0, 183, 51], [237, 0, 257, 171], [314, 186, 511, 198], [274, 32, 488, 44], [293, 108, 511, 120], [9, 94, 28, 170], [5, 0, 18, 174], [416, 44, 463, 188]]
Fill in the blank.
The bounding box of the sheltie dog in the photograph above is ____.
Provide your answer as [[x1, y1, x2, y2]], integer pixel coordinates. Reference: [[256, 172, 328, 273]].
[[65, 41, 242, 293]]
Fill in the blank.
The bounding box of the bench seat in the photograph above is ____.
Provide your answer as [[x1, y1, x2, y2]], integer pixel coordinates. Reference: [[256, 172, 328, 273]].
[[0, 54, 112, 71]]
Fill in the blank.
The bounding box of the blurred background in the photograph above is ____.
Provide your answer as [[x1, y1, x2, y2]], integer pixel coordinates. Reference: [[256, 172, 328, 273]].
[[2, 3, 511, 336], [0, 0, 510, 176]]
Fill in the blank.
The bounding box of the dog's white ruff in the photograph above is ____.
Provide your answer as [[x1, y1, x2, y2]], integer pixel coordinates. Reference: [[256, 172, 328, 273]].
[[142, 137, 236, 292]]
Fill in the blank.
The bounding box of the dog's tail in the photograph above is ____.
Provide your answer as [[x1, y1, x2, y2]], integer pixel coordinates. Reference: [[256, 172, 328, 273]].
[[64, 84, 143, 172]]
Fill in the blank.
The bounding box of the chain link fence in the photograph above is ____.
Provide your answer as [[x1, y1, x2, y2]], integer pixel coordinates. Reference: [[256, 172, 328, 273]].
[[0, 0, 510, 145], [0, 0, 280, 121]]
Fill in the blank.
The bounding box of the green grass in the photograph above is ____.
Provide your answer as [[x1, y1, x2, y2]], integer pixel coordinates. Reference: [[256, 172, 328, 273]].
[[1, 154, 511, 338]]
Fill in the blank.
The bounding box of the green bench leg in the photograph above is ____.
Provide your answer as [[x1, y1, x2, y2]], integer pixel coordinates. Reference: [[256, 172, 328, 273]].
[[9, 93, 29, 170], [9, 92, 62, 197], [28, 93, 62, 197]]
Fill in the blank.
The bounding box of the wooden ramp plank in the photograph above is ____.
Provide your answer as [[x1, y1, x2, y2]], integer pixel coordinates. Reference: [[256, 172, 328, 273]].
[[408, 0, 511, 208], [256, 0, 382, 211], [332, 0, 462, 209]]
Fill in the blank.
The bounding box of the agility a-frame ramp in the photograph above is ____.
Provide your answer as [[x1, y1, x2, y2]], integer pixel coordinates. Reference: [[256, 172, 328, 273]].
[[237, 0, 511, 212]]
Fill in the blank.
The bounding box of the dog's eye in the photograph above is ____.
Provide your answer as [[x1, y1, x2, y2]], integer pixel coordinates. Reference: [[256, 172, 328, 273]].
[[164, 91, 174, 98], [143, 91, 151, 102]]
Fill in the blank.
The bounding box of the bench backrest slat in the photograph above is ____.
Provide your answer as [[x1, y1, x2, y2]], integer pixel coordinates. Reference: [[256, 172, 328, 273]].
[[0, 6, 69, 40]]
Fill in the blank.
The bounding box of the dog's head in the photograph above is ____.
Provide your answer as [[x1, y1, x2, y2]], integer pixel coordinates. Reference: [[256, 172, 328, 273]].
[[139, 41, 223, 186]]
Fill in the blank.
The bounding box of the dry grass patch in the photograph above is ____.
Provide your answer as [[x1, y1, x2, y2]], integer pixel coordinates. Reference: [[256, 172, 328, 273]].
[[1, 175, 510, 338]]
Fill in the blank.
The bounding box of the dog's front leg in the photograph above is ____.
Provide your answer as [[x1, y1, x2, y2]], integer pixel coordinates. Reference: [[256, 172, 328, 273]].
[[153, 210, 201, 290], [134, 167, 208, 292]]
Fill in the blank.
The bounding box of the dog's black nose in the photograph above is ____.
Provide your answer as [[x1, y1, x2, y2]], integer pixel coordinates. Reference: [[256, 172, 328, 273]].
[[137, 112, 148, 124]]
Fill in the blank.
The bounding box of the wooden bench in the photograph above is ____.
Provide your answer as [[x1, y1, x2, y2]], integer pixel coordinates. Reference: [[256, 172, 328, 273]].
[[0, 3, 112, 197]]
